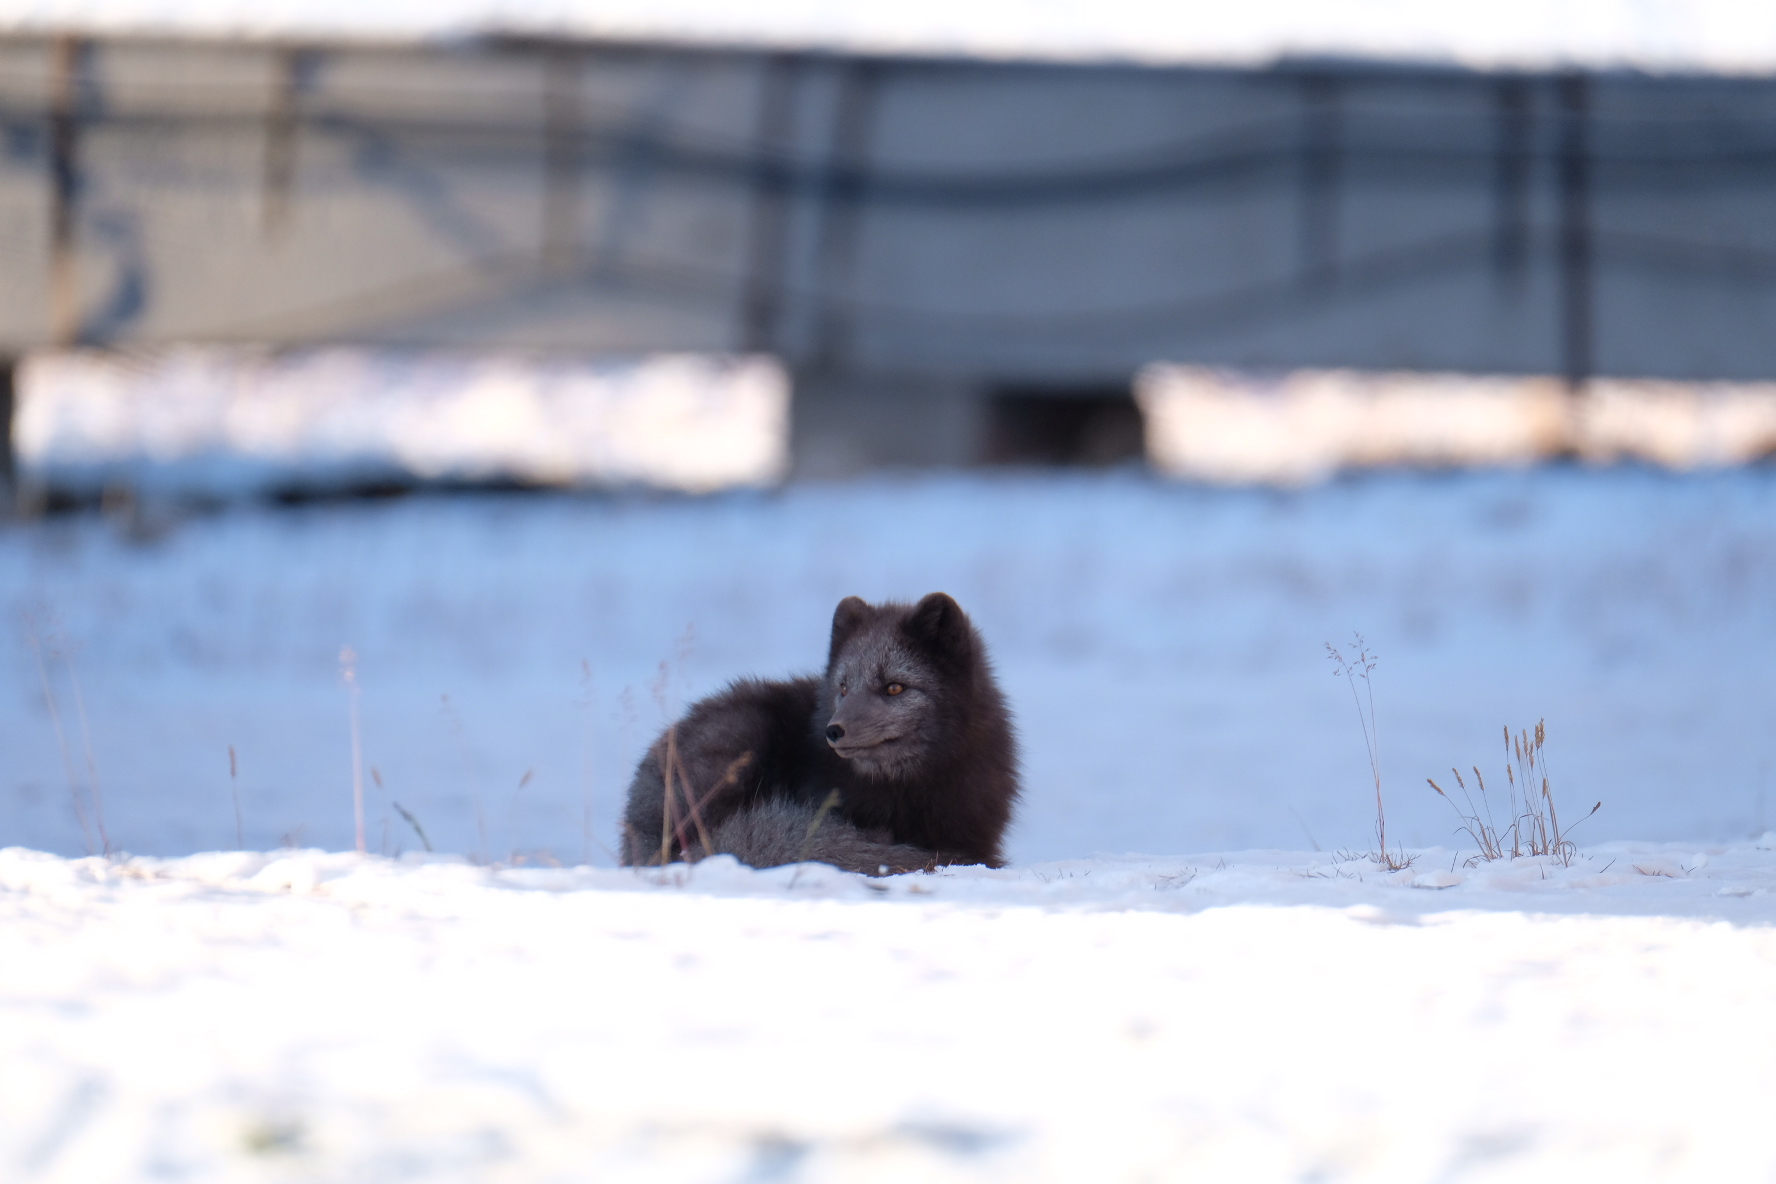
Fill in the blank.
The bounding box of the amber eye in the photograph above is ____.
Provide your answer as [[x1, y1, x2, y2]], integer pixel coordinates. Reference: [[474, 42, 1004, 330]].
[[839, 681, 849, 696], [885, 683, 904, 696]]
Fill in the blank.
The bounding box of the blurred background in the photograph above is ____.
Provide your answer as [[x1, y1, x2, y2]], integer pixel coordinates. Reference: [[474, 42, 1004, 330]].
[[1, 1, 1773, 863]]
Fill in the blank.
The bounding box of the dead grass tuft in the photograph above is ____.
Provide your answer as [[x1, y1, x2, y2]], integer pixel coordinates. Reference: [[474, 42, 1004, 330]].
[[1428, 720, 1600, 867]]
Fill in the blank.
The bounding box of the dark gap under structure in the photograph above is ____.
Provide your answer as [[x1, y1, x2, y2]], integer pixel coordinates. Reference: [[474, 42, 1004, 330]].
[[0, 356, 15, 511], [981, 383, 1146, 468]]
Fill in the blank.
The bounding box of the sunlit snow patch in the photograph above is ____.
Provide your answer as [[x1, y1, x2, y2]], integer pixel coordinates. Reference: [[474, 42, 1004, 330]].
[[16, 348, 789, 496], [1138, 364, 1776, 484]]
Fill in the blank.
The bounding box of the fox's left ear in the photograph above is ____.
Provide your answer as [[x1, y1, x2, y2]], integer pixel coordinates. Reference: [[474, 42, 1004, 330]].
[[904, 592, 969, 656]]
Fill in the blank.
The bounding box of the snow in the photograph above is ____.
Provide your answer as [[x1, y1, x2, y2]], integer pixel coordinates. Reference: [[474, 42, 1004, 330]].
[[28, 350, 1776, 497], [3, 0, 1776, 75], [1137, 366, 1776, 485], [17, 349, 789, 497], [5, 465, 1776, 1179], [5, 843, 1776, 1182], [6, 466, 1774, 863]]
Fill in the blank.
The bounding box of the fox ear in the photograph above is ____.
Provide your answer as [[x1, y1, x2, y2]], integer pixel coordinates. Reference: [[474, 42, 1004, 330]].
[[904, 592, 969, 656], [830, 596, 870, 661]]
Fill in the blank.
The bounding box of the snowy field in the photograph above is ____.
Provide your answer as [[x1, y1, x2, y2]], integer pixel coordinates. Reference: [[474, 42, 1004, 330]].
[[5, 466, 1776, 1180], [6, 843, 1776, 1182], [4, 466, 1774, 862]]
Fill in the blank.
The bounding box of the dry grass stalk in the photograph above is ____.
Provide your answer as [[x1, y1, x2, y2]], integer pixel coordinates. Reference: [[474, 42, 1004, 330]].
[[663, 728, 713, 859], [579, 659, 596, 867], [798, 789, 843, 864], [62, 642, 111, 854], [440, 693, 488, 862], [27, 623, 94, 854], [507, 768, 534, 863], [1426, 764, 1506, 862], [24, 614, 111, 856], [392, 800, 433, 852], [654, 728, 754, 865], [657, 729, 678, 866], [1326, 634, 1411, 871], [680, 752, 752, 860], [1428, 719, 1600, 867], [340, 646, 365, 854], [228, 745, 244, 849]]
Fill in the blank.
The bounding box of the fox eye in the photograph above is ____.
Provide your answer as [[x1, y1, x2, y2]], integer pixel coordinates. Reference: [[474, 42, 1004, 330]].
[[839, 681, 849, 696], [885, 683, 904, 696]]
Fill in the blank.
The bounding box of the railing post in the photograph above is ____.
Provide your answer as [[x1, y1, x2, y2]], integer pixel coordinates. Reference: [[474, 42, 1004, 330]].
[[1492, 76, 1532, 290], [806, 58, 880, 376], [262, 47, 308, 239], [741, 52, 802, 354], [1298, 73, 1342, 291], [1557, 71, 1593, 390], [540, 44, 584, 274], [49, 36, 86, 348]]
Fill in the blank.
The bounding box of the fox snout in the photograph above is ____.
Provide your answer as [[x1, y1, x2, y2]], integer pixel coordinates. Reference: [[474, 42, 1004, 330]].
[[825, 704, 866, 749], [825, 697, 892, 754]]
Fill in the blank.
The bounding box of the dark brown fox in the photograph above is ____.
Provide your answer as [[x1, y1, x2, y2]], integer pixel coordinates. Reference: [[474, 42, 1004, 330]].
[[619, 593, 1019, 874]]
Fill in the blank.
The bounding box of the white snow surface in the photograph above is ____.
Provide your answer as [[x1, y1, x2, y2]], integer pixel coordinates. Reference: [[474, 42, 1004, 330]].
[[5, 842, 1776, 1182], [5, 467, 1776, 1180], [4, 0, 1776, 74], [1138, 366, 1776, 485], [17, 350, 789, 496]]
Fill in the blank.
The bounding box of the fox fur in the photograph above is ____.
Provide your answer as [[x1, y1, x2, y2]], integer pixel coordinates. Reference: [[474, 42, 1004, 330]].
[[619, 592, 1019, 874]]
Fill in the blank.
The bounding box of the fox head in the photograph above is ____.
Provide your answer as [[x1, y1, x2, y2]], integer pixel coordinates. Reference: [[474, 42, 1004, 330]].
[[820, 592, 978, 780]]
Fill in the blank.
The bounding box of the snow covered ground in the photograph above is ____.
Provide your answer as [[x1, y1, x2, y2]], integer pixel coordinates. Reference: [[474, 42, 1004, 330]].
[[6, 842, 1776, 1183], [4, 465, 1775, 1180], [4, 466, 1774, 863]]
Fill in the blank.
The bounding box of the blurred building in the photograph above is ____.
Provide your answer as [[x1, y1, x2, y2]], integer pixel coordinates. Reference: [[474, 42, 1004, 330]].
[[2, 3, 1776, 482]]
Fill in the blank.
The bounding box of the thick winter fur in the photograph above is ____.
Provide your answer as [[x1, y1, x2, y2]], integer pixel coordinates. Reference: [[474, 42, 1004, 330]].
[[619, 592, 1019, 874], [691, 799, 940, 876]]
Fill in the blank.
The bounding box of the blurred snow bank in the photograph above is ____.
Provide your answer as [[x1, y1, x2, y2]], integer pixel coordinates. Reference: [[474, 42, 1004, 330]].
[[1138, 364, 1776, 484], [16, 348, 789, 496]]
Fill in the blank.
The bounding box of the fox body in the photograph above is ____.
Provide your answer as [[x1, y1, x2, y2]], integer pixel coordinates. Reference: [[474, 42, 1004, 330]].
[[619, 592, 1019, 874]]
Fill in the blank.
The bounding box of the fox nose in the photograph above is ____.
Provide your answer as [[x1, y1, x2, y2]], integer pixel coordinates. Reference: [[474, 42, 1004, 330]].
[[825, 724, 845, 744]]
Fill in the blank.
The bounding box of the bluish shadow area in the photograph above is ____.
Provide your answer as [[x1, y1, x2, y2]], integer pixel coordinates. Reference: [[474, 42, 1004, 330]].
[[2, 465, 1773, 863]]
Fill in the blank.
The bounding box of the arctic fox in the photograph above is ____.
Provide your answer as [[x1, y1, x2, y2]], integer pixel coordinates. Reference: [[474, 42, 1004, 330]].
[[619, 593, 1019, 874]]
